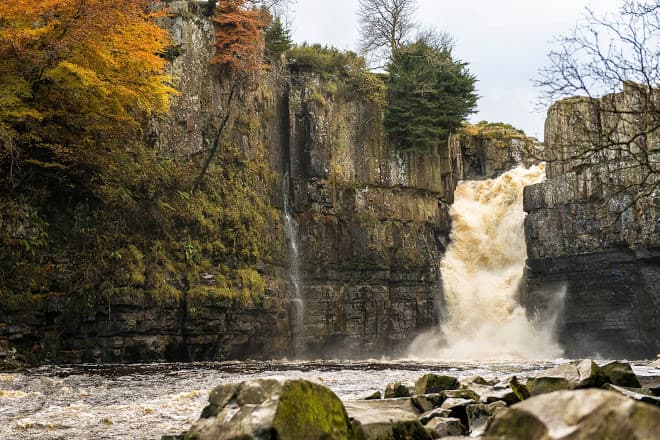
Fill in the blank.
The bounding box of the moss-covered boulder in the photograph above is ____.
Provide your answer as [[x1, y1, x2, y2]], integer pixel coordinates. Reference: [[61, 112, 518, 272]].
[[385, 382, 411, 398], [508, 376, 530, 401], [600, 361, 642, 388], [185, 379, 351, 440], [483, 389, 660, 440], [414, 374, 460, 394]]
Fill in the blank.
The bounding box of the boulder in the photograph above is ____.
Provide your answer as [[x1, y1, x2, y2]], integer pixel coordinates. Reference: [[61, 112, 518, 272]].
[[483, 389, 660, 440], [418, 407, 452, 425], [604, 383, 660, 407], [185, 379, 351, 440], [508, 376, 530, 401], [415, 374, 460, 394], [440, 398, 475, 430], [365, 391, 382, 400], [526, 360, 604, 396], [344, 398, 430, 440], [599, 361, 642, 388], [466, 401, 507, 436], [425, 417, 467, 438], [385, 382, 411, 398], [444, 389, 480, 401], [412, 393, 446, 413]]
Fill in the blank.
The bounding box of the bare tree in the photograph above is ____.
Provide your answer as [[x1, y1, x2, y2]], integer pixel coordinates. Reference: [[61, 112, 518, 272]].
[[357, 0, 417, 67], [536, 0, 659, 211]]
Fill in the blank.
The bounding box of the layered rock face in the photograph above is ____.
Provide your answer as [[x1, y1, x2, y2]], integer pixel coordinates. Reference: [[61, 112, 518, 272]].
[[285, 71, 453, 356], [523, 85, 660, 359]]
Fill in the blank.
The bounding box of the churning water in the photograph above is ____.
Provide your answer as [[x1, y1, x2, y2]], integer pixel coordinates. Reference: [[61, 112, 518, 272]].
[[409, 164, 564, 360]]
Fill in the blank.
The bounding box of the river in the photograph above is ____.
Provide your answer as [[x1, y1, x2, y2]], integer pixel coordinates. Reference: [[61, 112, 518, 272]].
[[1, 359, 659, 439]]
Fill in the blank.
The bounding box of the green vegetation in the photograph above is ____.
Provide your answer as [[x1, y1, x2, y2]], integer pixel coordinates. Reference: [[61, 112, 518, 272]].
[[265, 16, 293, 58], [287, 44, 386, 106], [385, 39, 478, 152]]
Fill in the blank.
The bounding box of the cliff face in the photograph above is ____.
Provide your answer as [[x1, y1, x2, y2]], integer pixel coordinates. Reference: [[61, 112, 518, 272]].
[[285, 71, 454, 356], [523, 85, 660, 359], [0, 2, 457, 362]]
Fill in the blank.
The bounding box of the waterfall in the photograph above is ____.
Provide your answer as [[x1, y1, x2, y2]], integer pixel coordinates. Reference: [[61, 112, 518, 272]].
[[409, 164, 563, 360], [282, 171, 304, 356]]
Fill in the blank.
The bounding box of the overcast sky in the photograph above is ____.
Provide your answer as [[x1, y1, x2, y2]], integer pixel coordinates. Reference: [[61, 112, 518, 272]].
[[287, 0, 623, 140]]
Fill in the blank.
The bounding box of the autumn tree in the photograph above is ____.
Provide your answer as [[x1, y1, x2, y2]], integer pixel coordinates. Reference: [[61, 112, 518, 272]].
[[198, 0, 268, 182], [536, 0, 659, 204], [357, 0, 418, 67], [0, 0, 175, 188]]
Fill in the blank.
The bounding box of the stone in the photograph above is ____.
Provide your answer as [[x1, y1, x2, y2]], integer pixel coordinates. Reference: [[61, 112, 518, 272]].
[[412, 393, 446, 413], [508, 376, 530, 401], [418, 407, 452, 425], [483, 389, 660, 440], [385, 382, 411, 398], [444, 389, 480, 401], [599, 361, 642, 388], [440, 398, 476, 430], [526, 360, 604, 395], [414, 374, 460, 394], [460, 376, 493, 386], [425, 417, 467, 437], [365, 391, 382, 400], [466, 401, 507, 436], [603, 383, 660, 407], [344, 398, 430, 440], [185, 379, 351, 440]]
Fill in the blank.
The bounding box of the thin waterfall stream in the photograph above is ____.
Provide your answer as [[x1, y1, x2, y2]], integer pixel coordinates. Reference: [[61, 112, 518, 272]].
[[282, 171, 304, 356], [410, 164, 564, 360]]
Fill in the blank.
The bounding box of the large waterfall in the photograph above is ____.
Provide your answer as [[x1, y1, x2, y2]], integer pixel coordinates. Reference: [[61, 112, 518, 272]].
[[410, 164, 563, 360]]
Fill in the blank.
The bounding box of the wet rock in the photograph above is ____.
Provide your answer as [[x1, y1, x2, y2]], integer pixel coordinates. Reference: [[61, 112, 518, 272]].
[[425, 417, 466, 438], [418, 407, 452, 425], [412, 393, 446, 413], [484, 389, 660, 439], [526, 360, 603, 396], [345, 398, 430, 440], [508, 376, 530, 401], [604, 383, 660, 407], [444, 389, 480, 401], [599, 361, 641, 388], [440, 398, 475, 430], [415, 374, 460, 394], [185, 379, 351, 440], [460, 376, 493, 387], [385, 382, 411, 398], [365, 391, 382, 400], [466, 401, 507, 436]]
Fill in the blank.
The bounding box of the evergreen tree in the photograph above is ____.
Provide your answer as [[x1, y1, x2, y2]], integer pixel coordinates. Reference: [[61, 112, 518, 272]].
[[385, 39, 478, 152], [265, 16, 293, 58]]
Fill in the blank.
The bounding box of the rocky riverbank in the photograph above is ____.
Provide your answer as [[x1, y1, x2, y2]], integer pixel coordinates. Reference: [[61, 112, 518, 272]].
[[174, 358, 660, 440]]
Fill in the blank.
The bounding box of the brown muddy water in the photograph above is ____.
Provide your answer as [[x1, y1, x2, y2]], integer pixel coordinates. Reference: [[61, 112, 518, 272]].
[[1, 359, 658, 439]]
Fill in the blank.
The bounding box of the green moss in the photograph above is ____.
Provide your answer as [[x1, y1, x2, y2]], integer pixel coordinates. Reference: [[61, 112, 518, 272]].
[[414, 374, 460, 394], [272, 380, 351, 440]]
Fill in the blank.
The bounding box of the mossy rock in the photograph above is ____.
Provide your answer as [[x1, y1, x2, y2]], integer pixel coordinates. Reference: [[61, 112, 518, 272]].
[[414, 374, 460, 394], [508, 376, 530, 401], [525, 377, 571, 396], [186, 379, 351, 440], [385, 382, 411, 398], [273, 380, 351, 440], [600, 361, 641, 388]]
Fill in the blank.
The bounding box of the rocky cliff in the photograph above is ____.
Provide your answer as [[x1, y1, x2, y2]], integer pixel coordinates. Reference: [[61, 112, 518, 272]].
[[522, 84, 660, 359], [0, 1, 460, 362]]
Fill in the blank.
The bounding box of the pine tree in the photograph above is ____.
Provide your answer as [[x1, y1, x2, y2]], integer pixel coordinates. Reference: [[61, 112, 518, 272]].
[[385, 39, 478, 152]]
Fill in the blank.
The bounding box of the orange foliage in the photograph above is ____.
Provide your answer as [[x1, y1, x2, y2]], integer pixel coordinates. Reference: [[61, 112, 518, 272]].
[[0, 0, 175, 170], [212, 0, 268, 78]]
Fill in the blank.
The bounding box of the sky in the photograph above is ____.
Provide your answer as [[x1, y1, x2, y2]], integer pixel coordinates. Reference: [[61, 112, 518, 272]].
[[286, 0, 623, 140]]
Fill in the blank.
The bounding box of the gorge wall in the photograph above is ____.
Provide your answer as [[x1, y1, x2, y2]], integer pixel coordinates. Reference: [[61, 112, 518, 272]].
[[0, 1, 464, 362], [522, 85, 660, 359]]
